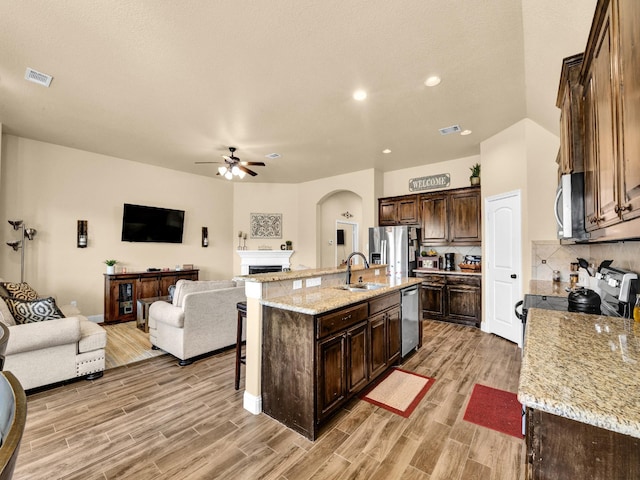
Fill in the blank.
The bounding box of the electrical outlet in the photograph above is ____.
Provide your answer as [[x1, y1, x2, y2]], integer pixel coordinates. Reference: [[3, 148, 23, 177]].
[[293, 280, 302, 290], [374, 269, 380, 276], [306, 277, 322, 287]]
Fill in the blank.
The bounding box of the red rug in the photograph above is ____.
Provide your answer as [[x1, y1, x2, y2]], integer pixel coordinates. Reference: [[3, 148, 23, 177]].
[[463, 384, 523, 438], [360, 368, 435, 418]]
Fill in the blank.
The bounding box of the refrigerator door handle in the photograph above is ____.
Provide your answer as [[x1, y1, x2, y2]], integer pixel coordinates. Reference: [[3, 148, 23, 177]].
[[381, 240, 387, 265]]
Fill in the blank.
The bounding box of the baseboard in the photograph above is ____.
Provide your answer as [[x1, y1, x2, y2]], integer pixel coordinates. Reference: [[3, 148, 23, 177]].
[[243, 391, 262, 415], [87, 314, 103, 323]]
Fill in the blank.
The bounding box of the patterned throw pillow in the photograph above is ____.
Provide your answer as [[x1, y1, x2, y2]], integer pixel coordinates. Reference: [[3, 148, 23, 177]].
[[0, 282, 39, 300], [2, 296, 65, 324]]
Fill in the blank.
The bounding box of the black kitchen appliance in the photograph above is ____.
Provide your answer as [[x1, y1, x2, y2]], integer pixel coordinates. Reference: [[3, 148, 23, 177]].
[[444, 253, 455, 271], [567, 287, 601, 314]]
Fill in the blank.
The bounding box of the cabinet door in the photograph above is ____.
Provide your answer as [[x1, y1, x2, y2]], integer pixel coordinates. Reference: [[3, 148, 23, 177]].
[[346, 322, 368, 394], [591, 6, 620, 229], [137, 276, 160, 299], [616, 0, 640, 222], [420, 283, 445, 319], [108, 280, 136, 322], [369, 313, 387, 380], [583, 73, 599, 230], [397, 196, 419, 225], [379, 200, 398, 226], [159, 274, 178, 296], [446, 285, 480, 326], [420, 194, 448, 244], [317, 334, 346, 420], [386, 306, 401, 365], [449, 189, 481, 244]]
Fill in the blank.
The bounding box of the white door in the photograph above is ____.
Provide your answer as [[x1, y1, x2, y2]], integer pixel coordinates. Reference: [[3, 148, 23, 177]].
[[484, 191, 523, 346]]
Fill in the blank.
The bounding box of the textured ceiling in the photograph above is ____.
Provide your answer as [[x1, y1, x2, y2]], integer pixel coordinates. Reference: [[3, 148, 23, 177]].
[[0, 0, 596, 183]]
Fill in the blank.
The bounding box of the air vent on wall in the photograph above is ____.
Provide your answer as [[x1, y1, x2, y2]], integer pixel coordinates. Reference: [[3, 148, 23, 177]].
[[25, 67, 53, 87], [265, 153, 281, 159], [439, 125, 461, 135]]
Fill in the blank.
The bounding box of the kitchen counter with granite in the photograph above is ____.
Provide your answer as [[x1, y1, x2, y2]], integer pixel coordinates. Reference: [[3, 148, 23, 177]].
[[413, 268, 481, 276], [518, 308, 640, 438], [261, 276, 423, 315]]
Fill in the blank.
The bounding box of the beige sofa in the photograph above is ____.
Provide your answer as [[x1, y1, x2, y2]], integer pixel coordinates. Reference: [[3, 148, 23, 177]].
[[0, 280, 106, 390], [148, 279, 246, 365]]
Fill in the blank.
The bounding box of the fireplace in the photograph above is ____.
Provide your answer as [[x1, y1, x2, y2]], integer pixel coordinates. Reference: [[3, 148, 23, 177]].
[[237, 250, 294, 275], [249, 265, 283, 274]]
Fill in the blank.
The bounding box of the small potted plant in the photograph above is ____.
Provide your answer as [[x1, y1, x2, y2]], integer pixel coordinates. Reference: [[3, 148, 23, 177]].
[[469, 163, 481, 186], [285, 240, 293, 250], [104, 259, 118, 274]]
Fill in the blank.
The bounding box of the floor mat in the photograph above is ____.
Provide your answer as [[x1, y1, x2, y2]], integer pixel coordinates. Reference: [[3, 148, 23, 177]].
[[360, 368, 435, 417], [463, 383, 524, 438]]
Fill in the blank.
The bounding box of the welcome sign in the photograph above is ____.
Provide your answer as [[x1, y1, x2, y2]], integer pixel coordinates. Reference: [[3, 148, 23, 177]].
[[409, 173, 450, 192]]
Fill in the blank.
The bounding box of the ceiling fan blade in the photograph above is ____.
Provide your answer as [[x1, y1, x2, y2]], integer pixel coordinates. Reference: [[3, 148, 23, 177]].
[[241, 161, 266, 166], [239, 165, 258, 176]]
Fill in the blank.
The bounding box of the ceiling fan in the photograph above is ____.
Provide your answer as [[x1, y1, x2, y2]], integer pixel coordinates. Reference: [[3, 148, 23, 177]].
[[195, 147, 266, 179]]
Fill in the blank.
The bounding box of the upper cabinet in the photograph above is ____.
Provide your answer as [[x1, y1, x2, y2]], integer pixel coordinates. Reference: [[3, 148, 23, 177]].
[[420, 187, 481, 246], [378, 195, 419, 226], [576, 0, 640, 240], [557, 54, 585, 175]]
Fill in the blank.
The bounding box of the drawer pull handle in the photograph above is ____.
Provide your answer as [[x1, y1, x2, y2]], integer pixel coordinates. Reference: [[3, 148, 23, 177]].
[[342, 314, 352, 321]]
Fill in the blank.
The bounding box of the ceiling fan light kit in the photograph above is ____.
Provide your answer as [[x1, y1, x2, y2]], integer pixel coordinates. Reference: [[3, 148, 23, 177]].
[[199, 146, 265, 180]]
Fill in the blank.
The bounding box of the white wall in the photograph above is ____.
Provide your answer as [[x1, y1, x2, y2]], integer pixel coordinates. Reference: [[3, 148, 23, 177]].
[[383, 154, 482, 197], [0, 135, 234, 317], [318, 191, 362, 268]]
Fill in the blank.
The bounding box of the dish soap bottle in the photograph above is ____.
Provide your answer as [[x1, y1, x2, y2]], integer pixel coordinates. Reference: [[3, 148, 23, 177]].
[[634, 294, 640, 322]]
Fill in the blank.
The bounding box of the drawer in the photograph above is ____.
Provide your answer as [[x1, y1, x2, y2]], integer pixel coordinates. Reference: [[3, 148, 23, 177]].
[[446, 275, 481, 287], [418, 274, 446, 285], [369, 291, 400, 316], [317, 303, 368, 339]]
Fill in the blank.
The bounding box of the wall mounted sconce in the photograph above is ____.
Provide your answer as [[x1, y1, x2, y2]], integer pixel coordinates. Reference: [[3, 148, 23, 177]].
[[6, 220, 37, 282], [202, 227, 209, 247], [77, 220, 88, 248], [341, 211, 354, 219]]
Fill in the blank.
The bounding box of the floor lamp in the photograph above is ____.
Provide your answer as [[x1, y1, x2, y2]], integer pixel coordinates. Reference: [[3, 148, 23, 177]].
[[6, 220, 37, 283]]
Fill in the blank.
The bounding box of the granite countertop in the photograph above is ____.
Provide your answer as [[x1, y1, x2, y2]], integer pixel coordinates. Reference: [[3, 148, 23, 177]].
[[518, 308, 640, 438], [528, 280, 571, 296], [413, 268, 482, 277], [261, 277, 423, 315]]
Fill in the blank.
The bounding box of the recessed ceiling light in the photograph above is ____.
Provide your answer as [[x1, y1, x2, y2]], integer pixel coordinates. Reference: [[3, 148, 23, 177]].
[[424, 76, 441, 87], [439, 125, 461, 135], [382, 149, 391, 154], [460, 129, 472, 136], [353, 89, 367, 101]]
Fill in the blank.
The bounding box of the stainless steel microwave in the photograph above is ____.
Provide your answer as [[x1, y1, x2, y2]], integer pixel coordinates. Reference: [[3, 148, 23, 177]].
[[554, 172, 589, 241]]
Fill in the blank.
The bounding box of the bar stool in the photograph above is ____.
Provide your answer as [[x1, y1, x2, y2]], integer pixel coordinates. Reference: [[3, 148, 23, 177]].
[[235, 301, 247, 390]]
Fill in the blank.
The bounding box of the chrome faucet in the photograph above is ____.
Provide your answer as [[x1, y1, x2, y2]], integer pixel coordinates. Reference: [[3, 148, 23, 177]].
[[345, 252, 370, 285]]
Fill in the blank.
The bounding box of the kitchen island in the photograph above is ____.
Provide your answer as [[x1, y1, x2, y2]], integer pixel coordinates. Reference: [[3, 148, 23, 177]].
[[242, 265, 421, 440], [518, 308, 640, 479]]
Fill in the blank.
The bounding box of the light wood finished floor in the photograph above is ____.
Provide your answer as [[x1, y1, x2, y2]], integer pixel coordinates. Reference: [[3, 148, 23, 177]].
[[104, 321, 165, 369], [15, 320, 524, 480]]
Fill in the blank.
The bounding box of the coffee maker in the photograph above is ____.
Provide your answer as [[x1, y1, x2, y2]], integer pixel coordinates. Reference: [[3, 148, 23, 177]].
[[444, 253, 455, 271]]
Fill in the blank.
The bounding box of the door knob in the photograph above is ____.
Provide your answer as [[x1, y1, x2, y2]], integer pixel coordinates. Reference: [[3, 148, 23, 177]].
[[510, 274, 517, 279]]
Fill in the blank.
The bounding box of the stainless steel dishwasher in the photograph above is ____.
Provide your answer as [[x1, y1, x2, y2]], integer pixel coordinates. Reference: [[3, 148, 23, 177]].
[[401, 285, 420, 357]]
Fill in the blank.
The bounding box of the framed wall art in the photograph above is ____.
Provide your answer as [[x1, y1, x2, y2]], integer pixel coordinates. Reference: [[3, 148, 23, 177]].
[[250, 213, 282, 239]]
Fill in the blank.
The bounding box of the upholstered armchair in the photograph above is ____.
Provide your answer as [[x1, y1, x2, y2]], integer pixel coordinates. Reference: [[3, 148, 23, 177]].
[[148, 280, 246, 365]]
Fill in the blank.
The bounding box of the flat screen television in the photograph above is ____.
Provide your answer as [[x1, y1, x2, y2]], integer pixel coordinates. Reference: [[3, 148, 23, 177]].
[[121, 203, 185, 243]]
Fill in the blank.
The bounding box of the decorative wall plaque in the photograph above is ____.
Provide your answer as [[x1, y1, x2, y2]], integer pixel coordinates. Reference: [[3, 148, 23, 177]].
[[250, 213, 282, 239], [409, 173, 451, 192]]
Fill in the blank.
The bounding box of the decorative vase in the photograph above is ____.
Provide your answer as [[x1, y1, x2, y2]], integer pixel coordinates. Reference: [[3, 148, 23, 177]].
[[470, 176, 480, 186], [106, 265, 115, 274]]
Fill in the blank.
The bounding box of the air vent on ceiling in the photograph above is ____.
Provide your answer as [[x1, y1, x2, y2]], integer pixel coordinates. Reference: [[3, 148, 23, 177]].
[[25, 67, 53, 87], [265, 153, 281, 159], [439, 125, 461, 135]]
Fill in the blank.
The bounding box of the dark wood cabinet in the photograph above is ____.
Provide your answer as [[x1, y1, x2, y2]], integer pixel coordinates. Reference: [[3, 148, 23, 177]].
[[103, 269, 198, 323], [378, 195, 419, 226], [557, 54, 584, 175], [420, 187, 481, 245], [417, 273, 481, 327], [576, 0, 640, 240], [262, 291, 402, 440], [526, 407, 640, 479]]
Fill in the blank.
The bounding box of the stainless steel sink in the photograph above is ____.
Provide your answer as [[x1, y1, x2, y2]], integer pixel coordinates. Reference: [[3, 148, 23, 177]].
[[335, 283, 387, 292]]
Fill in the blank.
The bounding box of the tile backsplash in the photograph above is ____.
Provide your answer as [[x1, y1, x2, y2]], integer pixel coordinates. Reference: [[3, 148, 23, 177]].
[[531, 240, 640, 282]]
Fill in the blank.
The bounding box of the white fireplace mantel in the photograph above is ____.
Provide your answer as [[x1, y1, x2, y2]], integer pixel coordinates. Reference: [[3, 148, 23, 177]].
[[237, 250, 294, 275]]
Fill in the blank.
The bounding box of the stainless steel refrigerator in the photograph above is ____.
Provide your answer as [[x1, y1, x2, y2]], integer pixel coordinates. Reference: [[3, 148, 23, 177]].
[[368, 226, 420, 280]]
